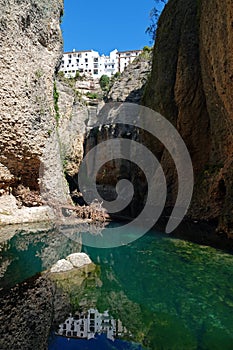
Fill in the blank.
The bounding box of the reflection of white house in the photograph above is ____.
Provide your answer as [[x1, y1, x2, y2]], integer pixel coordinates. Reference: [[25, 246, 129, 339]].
[[59, 49, 142, 79], [57, 309, 127, 341]]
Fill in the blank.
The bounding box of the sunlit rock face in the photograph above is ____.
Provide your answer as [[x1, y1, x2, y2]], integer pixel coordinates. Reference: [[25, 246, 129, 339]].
[[143, 0, 233, 237], [0, 0, 71, 219], [107, 51, 152, 104]]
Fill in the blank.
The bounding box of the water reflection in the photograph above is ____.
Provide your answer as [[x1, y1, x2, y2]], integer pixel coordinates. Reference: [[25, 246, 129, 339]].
[[0, 223, 233, 350], [56, 309, 129, 341]]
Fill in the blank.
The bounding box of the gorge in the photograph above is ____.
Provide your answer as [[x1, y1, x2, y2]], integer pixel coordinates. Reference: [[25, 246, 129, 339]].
[[0, 0, 233, 349]]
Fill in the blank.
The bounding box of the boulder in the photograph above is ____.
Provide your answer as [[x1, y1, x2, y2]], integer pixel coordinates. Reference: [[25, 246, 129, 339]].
[[50, 259, 73, 273], [66, 252, 92, 268]]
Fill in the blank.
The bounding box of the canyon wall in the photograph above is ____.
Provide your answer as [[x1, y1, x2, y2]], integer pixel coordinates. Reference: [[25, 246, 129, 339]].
[[143, 0, 233, 236], [0, 0, 70, 221]]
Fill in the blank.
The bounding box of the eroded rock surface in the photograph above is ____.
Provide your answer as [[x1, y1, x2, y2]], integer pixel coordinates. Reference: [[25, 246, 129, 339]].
[[0, 0, 70, 223], [107, 51, 152, 103], [143, 0, 233, 237]]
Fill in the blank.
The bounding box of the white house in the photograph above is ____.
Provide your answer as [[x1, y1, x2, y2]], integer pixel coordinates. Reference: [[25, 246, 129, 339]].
[[117, 50, 142, 73], [59, 48, 142, 79]]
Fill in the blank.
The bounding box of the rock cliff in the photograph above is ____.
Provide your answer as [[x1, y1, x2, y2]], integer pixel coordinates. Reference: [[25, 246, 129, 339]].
[[0, 0, 70, 222], [143, 0, 233, 237], [107, 50, 152, 103]]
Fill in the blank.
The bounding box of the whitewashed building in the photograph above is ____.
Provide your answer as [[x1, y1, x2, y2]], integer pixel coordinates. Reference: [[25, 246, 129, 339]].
[[117, 50, 142, 73], [60, 48, 142, 79]]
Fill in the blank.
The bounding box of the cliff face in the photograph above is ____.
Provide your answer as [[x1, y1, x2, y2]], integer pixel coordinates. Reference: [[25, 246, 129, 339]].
[[143, 0, 233, 236], [107, 51, 152, 103], [0, 0, 71, 219]]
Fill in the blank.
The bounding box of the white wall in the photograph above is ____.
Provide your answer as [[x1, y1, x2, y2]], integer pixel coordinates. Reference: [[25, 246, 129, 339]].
[[59, 49, 142, 79]]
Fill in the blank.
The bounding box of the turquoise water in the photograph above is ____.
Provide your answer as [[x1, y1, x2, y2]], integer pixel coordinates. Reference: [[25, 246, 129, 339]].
[[0, 223, 233, 349]]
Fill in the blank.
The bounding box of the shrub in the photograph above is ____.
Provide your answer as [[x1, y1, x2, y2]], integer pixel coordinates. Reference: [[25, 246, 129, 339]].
[[99, 74, 110, 91]]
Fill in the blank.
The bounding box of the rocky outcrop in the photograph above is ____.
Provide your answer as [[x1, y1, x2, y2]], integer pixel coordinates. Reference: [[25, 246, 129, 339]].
[[0, 194, 54, 225], [82, 54, 152, 216], [107, 51, 152, 103], [56, 75, 104, 193], [0, 0, 70, 223], [143, 0, 233, 237], [50, 253, 92, 272]]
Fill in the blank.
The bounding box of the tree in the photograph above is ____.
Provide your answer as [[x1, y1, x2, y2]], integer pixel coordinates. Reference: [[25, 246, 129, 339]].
[[146, 0, 167, 42], [99, 75, 110, 91]]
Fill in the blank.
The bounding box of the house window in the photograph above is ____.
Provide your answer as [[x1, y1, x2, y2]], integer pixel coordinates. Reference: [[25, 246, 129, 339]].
[[86, 64, 88, 67], [94, 58, 98, 62], [112, 65, 114, 68], [94, 69, 98, 74], [68, 59, 71, 64], [68, 54, 72, 58], [78, 53, 82, 58], [76, 59, 79, 63], [85, 58, 88, 63]]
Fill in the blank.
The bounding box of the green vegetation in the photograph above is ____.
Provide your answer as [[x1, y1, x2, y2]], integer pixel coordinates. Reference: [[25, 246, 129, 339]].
[[57, 70, 84, 87], [53, 81, 60, 124], [99, 74, 110, 91], [143, 45, 153, 53], [35, 69, 43, 79], [146, 0, 167, 42], [74, 70, 81, 80], [99, 72, 121, 95], [113, 71, 121, 79], [86, 91, 99, 99]]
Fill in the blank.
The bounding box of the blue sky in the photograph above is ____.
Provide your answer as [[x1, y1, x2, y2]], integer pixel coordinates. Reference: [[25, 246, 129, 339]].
[[61, 0, 161, 54]]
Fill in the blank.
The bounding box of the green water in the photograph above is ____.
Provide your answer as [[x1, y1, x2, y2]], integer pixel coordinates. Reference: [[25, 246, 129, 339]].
[[0, 223, 233, 349]]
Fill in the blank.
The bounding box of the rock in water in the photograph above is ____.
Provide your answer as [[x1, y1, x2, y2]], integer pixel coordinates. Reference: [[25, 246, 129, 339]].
[[50, 259, 73, 273], [66, 253, 92, 268]]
